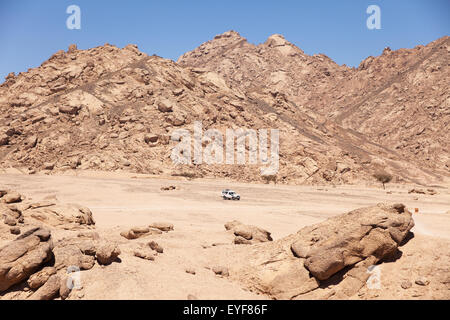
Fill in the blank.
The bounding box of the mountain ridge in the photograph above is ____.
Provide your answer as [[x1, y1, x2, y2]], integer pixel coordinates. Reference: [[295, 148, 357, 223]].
[[0, 32, 448, 185]]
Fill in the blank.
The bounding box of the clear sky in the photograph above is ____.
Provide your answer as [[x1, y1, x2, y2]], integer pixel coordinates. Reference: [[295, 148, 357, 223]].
[[0, 0, 448, 81]]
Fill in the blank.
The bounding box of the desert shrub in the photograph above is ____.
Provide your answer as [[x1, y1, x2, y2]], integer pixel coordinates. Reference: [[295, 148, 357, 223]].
[[171, 171, 198, 179], [373, 171, 392, 189], [262, 174, 277, 184]]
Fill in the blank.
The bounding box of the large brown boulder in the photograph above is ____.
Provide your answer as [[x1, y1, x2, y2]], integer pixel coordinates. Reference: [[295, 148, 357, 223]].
[[230, 204, 414, 299], [22, 202, 95, 229], [0, 227, 53, 292], [28, 274, 60, 300], [96, 243, 121, 265], [301, 203, 413, 280], [1, 191, 22, 204], [27, 266, 57, 290], [52, 238, 97, 271], [1, 202, 24, 227], [225, 220, 272, 244]]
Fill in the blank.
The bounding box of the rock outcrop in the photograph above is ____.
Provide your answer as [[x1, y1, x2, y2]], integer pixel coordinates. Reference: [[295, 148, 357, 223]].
[[0, 227, 53, 292], [0, 190, 121, 300], [231, 203, 414, 299], [225, 220, 272, 244], [22, 202, 95, 229]]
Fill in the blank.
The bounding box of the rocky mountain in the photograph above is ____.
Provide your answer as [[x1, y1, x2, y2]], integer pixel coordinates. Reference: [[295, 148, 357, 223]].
[[179, 31, 450, 181], [0, 32, 448, 185]]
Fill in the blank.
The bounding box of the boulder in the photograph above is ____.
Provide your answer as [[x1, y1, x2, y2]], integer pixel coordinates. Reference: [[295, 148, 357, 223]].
[[23, 203, 95, 229], [27, 266, 57, 290], [302, 204, 413, 280], [59, 275, 72, 300], [96, 243, 121, 265], [2, 191, 22, 204], [290, 242, 310, 258], [134, 249, 155, 261], [28, 274, 60, 300], [0, 227, 53, 292], [53, 238, 96, 271], [1, 202, 23, 220], [231, 203, 414, 299], [225, 220, 272, 244], [4, 216, 17, 226]]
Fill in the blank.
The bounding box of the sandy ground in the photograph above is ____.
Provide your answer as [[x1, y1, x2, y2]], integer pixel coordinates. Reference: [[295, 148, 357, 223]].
[[1, 172, 449, 299]]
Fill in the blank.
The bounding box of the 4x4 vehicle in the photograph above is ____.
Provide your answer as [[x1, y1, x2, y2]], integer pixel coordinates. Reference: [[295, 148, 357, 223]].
[[221, 189, 240, 200]]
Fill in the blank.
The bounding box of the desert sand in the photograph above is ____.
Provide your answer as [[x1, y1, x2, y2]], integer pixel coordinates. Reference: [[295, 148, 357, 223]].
[[1, 171, 449, 300]]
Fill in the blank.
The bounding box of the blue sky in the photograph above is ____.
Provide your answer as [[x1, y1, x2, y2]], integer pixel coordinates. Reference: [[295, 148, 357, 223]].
[[0, 0, 448, 81]]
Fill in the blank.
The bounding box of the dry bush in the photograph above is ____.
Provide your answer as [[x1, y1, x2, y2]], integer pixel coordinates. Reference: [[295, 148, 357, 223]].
[[373, 171, 392, 189], [262, 174, 277, 184], [171, 171, 198, 179]]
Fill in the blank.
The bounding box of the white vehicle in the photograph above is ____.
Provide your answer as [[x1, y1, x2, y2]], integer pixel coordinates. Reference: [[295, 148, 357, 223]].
[[221, 189, 240, 200]]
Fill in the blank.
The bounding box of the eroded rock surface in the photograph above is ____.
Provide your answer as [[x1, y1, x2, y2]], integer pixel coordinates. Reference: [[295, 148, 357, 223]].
[[231, 203, 414, 299], [0, 227, 53, 292], [225, 220, 272, 244]]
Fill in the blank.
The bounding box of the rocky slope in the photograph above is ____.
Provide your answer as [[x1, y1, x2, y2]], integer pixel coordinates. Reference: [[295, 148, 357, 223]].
[[179, 31, 450, 181], [0, 33, 448, 185]]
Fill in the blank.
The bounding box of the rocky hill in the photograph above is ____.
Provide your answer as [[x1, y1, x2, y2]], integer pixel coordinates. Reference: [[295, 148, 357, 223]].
[[179, 31, 450, 182], [0, 32, 448, 185]]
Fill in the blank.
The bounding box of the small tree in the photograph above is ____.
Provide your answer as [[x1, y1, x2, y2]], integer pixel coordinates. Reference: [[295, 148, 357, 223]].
[[262, 174, 277, 185], [373, 171, 392, 189]]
